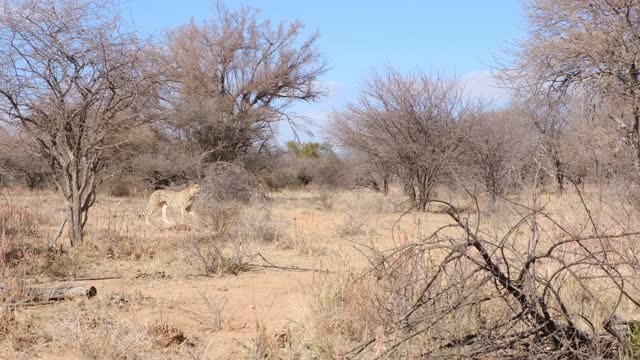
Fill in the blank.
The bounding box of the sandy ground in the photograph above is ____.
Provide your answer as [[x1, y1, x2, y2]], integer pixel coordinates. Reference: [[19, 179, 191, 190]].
[[2, 187, 449, 359], [3, 185, 639, 358]]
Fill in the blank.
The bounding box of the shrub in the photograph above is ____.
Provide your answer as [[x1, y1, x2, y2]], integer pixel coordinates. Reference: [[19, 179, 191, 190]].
[[315, 188, 339, 211], [106, 181, 134, 198], [195, 202, 242, 235], [0, 205, 44, 238], [185, 235, 251, 276], [242, 208, 283, 243], [201, 162, 260, 204]]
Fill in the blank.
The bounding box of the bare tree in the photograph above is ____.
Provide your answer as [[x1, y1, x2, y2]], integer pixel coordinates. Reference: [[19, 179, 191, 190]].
[[331, 68, 482, 211], [163, 3, 327, 165], [463, 108, 534, 203], [0, 129, 51, 189], [344, 193, 640, 358], [507, 0, 640, 181], [0, 0, 159, 245], [515, 90, 570, 191], [346, 151, 393, 195]]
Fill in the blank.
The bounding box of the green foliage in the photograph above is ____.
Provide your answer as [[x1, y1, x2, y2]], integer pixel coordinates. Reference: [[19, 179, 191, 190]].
[[286, 141, 336, 159], [623, 323, 640, 359]]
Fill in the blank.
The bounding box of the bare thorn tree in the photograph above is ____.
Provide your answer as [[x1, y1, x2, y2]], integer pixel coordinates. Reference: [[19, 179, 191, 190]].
[[463, 108, 533, 203], [505, 0, 640, 181], [0, 0, 160, 245], [516, 89, 570, 191], [163, 3, 327, 165], [331, 68, 483, 211]]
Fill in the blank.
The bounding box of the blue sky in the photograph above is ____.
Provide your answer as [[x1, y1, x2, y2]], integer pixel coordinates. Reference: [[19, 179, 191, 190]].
[[120, 0, 526, 142]]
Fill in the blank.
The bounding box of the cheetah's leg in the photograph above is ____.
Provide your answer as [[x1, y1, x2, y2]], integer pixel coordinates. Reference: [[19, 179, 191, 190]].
[[144, 202, 156, 225], [161, 204, 171, 225], [180, 207, 185, 225], [189, 209, 197, 228]]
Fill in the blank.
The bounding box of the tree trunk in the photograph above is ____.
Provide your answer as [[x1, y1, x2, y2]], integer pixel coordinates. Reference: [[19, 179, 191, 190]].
[[548, 144, 565, 192], [60, 158, 96, 247], [68, 196, 83, 246], [554, 159, 565, 192], [417, 173, 429, 212], [382, 175, 389, 197], [403, 178, 417, 205]]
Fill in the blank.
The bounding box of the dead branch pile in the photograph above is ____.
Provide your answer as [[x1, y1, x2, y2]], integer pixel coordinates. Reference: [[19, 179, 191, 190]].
[[345, 194, 640, 359]]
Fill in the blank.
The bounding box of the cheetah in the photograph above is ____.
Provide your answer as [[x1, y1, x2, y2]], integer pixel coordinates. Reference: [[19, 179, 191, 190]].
[[141, 184, 201, 225]]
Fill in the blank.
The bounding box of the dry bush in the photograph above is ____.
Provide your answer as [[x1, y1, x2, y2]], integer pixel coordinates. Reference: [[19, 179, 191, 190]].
[[0, 130, 51, 190], [146, 321, 186, 348], [196, 162, 261, 234], [93, 229, 152, 261], [275, 223, 322, 256], [0, 307, 51, 354], [242, 208, 284, 243], [179, 289, 226, 333], [73, 290, 164, 358], [1, 290, 155, 357], [87, 211, 154, 261], [0, 207, 77, 278], [196, 202, 242, 236], [335, 189, 397, 215], [305, 273, 383, 353], [79, 327, 147, 360], [0, 267, 31, 305], [336, 212, 366, 238], [243, 321, 297, 360], [278, 146, 350, 189], [0, 204, 45, 238], [462, 108, 535, 201], [315, 188, 340, 211], [299, 190, 640, 358], [184, 234, 251, 276], [105, 180, 139, 198], [30, 290, 168, 360], [201, 162, 260, 204]]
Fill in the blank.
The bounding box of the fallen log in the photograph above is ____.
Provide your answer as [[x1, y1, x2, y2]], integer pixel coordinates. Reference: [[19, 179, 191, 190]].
[[1, 283, 97, 305]]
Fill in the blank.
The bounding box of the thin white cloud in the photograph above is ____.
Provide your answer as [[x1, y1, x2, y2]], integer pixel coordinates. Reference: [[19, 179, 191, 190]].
[[315, 79, 350, 104], [461, 70, 512, 106]]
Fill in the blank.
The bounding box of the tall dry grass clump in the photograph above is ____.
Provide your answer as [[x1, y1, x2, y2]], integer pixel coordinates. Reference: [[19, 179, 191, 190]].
[[0, 204, 56, 274], [241, 207, 284, 244], [0, 204, 45, 238], [184, 233, 252, 276]]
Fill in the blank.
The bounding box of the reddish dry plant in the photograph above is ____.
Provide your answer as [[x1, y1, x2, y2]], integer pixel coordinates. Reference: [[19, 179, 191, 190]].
[[147, 321, 186, 348], [0, 230, 9, 266], [0, 205, 43, 238]]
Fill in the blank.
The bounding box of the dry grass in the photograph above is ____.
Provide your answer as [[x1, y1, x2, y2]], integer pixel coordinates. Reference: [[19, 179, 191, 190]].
[[242, 207, 284, 244], [185, 234, 252, 276], [179, 289, 226, 333], [0, 204, 46, 238], [1, 185, 640, 358], [272, 187, 640, 358]]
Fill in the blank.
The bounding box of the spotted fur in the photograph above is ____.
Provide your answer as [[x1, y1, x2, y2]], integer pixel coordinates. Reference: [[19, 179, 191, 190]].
[[141, 184, 201, 225]]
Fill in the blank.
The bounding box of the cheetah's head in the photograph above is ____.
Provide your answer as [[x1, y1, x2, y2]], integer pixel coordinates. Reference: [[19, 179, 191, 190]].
[[189, 184, 201, 195]]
